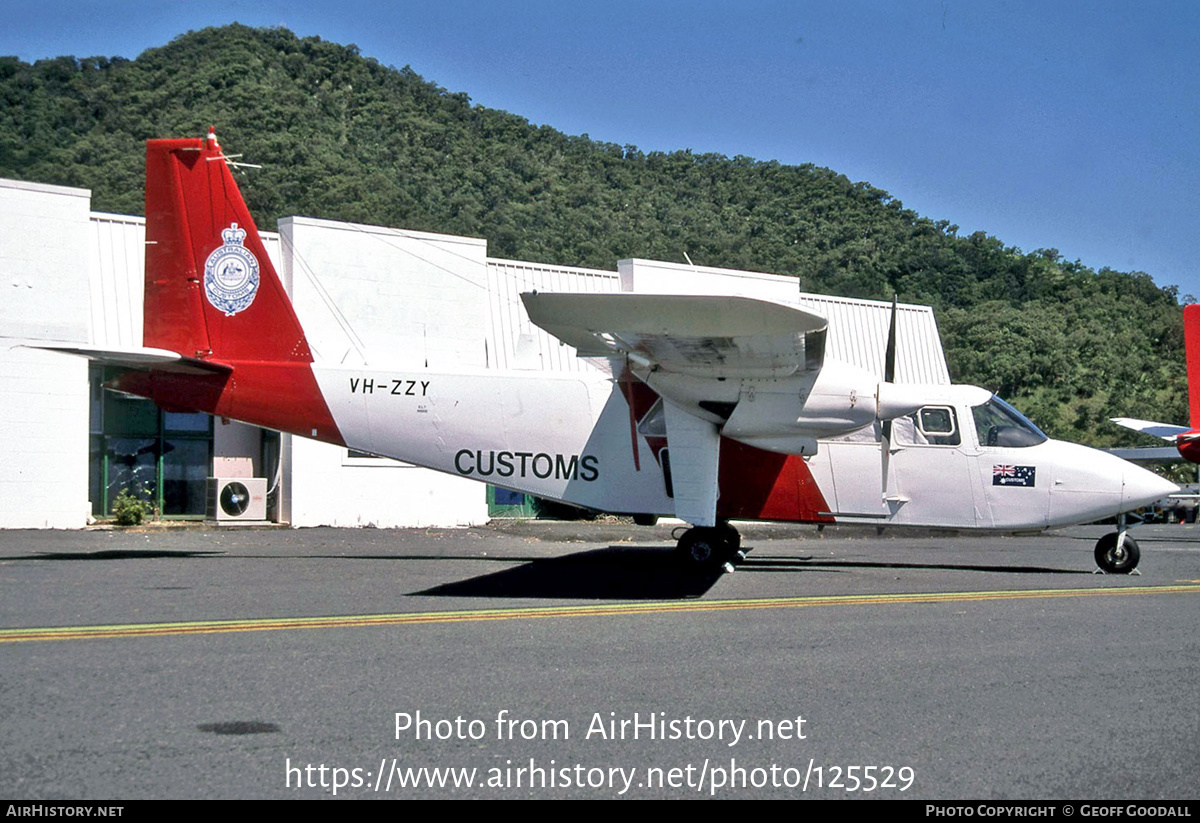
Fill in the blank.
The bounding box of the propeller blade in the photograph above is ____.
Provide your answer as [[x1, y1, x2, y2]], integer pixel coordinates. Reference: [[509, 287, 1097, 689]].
[[881, 419, 892, 497], [617, 358, 641, 471], [885, 294, 898, 384], [881, 294, 898, 497]]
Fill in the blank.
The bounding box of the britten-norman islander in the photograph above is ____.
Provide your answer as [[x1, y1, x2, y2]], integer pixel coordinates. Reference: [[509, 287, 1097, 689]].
[[40, 131, 1176, 575]]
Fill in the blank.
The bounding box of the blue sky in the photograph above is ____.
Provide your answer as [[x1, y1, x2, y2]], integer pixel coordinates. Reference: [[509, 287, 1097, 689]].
[[5, 0, 1198, 299]]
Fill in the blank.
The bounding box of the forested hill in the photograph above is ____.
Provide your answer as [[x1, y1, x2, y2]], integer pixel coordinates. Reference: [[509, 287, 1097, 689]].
[[0, 24, 1187, 448]]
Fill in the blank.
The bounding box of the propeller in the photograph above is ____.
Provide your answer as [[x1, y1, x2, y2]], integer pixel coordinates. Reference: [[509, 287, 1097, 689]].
[[875, 296, 935, 499], [880, 295, 898, 498]]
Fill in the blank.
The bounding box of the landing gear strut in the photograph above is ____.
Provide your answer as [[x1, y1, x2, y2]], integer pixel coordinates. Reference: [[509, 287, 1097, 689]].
[[676, 522, 742, 573]]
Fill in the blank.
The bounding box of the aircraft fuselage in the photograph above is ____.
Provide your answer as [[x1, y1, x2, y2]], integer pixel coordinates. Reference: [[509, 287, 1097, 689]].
[[271, 363, 1172, 532]]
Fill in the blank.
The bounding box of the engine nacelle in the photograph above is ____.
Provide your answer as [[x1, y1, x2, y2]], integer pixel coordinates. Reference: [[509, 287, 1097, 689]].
[[639, 359, 900, 447]]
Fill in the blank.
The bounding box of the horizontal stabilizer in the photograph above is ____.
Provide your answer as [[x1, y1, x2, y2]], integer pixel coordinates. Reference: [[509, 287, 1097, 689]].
[[521, 292, 827, 378], [25, 344, 232, 375]]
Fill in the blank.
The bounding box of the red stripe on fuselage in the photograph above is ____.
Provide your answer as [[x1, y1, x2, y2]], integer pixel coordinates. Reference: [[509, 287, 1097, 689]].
[[716, 439, 835, 523], [615, 376, 834, 523], [111, 362, 345, 446]]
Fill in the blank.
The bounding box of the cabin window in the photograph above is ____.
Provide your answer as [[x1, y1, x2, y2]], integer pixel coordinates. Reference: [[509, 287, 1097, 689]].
[[897, 406, 960, 446], [972, 396, 1048, 448], [636, 398, 667, 437]]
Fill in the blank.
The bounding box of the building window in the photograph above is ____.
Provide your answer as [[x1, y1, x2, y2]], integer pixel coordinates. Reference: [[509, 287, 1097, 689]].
[[89, 366, 214, 517]]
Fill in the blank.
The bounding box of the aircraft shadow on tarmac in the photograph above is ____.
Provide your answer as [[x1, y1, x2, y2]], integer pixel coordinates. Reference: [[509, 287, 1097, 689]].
[[735, 556, 1090, 575], [416, 544, 1091, 600], [20, 550, 225, 560], [415, 544, 1093, 599], [415, 545, 724, 599]]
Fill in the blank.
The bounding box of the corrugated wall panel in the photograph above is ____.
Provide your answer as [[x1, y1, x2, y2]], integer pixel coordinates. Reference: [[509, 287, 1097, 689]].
[[796, 293, 950, 384], [88, 213, 144, 348], [486, 259, 620, 372], [615, 259, 951, 385], [88, 213, 282, 350]]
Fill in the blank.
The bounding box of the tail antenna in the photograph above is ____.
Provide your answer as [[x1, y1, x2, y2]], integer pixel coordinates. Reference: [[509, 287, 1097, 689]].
[[203, 127, 262, 170]]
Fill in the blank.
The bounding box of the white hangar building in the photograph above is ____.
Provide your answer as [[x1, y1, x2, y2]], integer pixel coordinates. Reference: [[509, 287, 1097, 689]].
[[0, 175, 950, 529]]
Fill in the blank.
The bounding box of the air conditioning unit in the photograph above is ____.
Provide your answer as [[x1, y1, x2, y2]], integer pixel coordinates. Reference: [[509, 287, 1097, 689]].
[[205, 477, 268, 523]]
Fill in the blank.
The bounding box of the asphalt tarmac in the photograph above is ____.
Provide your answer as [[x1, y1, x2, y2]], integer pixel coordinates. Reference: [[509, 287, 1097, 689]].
[[1, 520, 1197, 800]]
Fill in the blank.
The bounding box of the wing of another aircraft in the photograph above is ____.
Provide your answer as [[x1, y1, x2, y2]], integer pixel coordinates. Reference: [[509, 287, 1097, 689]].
[[1109, 305, 1200, 465], [1109, 417, 1191, 440], [521, 292, 828, 378]]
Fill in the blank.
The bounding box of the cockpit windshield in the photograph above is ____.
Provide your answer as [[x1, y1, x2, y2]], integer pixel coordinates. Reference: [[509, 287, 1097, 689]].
[[971, 395, 1048, 448]]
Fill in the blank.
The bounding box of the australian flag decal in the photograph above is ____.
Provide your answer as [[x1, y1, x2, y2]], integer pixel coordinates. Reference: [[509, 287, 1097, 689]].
[[993, 464, 1036, 487]]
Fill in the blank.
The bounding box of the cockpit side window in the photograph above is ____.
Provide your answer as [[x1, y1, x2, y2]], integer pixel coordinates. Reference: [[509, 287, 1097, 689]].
[[907, 405, 960, 446], [972, 396, 1048, 448]]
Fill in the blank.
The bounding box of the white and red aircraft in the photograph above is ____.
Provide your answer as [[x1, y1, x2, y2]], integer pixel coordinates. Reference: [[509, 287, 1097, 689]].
[[46, 132, 1177, 574], [1111, 303, 1200, 465]]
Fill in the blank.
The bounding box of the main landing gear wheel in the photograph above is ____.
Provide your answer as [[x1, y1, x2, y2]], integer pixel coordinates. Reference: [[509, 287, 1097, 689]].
[[1094, 532, 1141, 574], [676, 525, 742, 573], [715, 522, 745, 562]]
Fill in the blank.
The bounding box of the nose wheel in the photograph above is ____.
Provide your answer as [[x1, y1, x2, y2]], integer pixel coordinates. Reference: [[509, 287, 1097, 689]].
[[1094, 531, 1141, 574], [676, 524, 743, 573]]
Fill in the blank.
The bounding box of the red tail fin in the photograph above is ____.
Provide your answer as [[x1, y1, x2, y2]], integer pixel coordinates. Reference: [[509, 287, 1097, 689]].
[[115, 132, 344, 446], [144, 131, 312, 363], [1185, 303, 1200, 429]]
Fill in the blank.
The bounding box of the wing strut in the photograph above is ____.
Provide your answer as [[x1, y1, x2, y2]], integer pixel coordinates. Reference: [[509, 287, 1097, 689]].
[[618, 364, 642, 472], [663, 400, 721, 527]]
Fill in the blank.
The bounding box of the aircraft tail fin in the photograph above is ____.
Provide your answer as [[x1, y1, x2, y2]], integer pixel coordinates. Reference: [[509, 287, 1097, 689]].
[[103, 132, 345, 445], [144, 131, 312, 364], [1185, 303, 1200, 429]]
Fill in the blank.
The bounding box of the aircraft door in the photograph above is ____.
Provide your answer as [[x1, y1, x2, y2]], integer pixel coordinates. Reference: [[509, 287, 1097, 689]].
[[890, 406, 981, 527], [966, 396, 1051, 529], [825, 432, 891, 519]]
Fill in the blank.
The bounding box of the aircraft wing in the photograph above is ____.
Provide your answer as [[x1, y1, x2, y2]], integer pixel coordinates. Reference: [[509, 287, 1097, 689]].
[[520, 292, 828, 378], [24, 343, 232, 375], [1110, 417, 1189, 441], [1106, 446, 1186, 462]]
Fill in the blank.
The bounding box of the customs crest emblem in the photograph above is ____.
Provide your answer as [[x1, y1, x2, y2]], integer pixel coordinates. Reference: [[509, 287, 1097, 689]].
[[203, 223, 260, 316]]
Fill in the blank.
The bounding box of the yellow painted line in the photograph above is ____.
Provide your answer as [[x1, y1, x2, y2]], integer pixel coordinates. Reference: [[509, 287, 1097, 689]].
[[2, 584, 1197, 644]]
